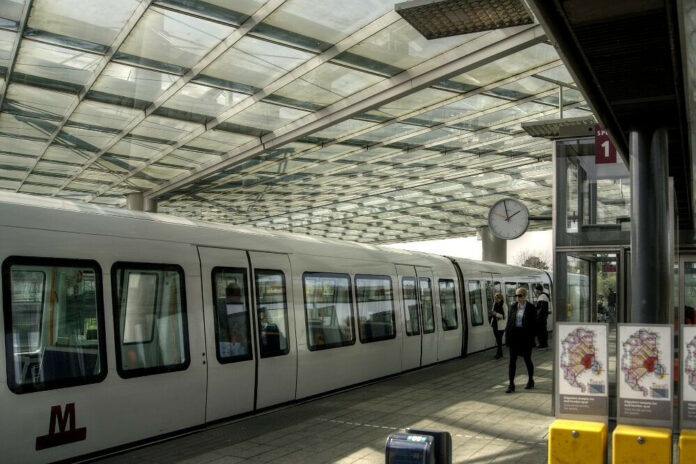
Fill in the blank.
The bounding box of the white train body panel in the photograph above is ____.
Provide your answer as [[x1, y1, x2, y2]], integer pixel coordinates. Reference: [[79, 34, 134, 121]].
[[0, 192, 550, 463]]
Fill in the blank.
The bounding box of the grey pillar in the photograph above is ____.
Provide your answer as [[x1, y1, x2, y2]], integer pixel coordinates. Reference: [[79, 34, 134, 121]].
[[630, 129, 670, 323], [144, 197, 157, 213], [480, 226, 507, 264], [126, 192, 144, 211]]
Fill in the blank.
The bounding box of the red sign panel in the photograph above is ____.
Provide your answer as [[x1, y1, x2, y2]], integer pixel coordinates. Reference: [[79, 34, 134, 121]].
[[595, 124, 617, 164], [603, 264, 617, 273]]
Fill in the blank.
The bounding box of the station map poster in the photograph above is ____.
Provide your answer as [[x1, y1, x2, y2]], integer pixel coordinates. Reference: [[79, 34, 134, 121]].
[[617, 324, 673, 428], [555, 322, 609, 422], [681, 326, 696, 428]]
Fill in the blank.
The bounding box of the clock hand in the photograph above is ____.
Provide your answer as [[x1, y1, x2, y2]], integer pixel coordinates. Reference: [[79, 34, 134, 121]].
[[503, 200, 509, 218], [490, 211, 508, 219], [508, 210, 521, 220]]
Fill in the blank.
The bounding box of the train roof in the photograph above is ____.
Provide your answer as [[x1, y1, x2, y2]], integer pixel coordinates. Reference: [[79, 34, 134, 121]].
[[0, 192, 450, 267]]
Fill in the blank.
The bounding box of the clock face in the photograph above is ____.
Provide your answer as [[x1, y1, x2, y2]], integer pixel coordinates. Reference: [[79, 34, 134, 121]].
[[488, 198, 529, 240]]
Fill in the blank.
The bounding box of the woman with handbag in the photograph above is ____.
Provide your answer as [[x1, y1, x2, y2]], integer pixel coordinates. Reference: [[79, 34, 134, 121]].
[[490, 292, 506, 359]]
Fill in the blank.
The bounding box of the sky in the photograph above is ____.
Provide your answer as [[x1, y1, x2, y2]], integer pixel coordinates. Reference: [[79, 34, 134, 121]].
[[387, 229, 553, 268]]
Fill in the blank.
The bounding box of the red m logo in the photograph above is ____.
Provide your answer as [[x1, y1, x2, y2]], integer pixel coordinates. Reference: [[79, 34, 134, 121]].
[[36, 403, 87, 451]]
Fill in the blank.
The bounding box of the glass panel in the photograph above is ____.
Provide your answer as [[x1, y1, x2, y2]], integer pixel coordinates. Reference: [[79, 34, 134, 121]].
[[70, 100, 142, 131], [274, 62, 383, 107], [29, 0, 141, 47], [255, 269, 290, 357], [0, 30, 16, 68], [419, 277, 434, 333], [264, 0, 393, 45], [224, 101, 309, 131], [201, 36, 313, 88], [92, 63, 177, 103], [131, 115, 201, 142], [369, 88, 455, 119], [15, 40, 102, 86], [557, 137, 631, 247], [213, 268, 252, 362], [122, 273, 157, 343], [0, 0, 24, 23], [303, 272, 354, 350], [566, 256, 590, 323], [4, 258, 105, 393], [113, 263, 189, 376], [685, 262, 696, 325], [453, 43, 558, 87], [402, 276, 419, 336], [355, 275, 395, 343], [162, 83, 246, 118], [505, 282, 517, 308], [119, 7, 233, 69], [6, 84, 78, 120], [346, 19, 474, 70], [468, 280, 484, 326], [439, 279, 458, 330]]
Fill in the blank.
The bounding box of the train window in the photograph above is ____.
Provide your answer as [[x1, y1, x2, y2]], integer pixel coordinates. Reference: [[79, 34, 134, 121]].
[[255, 269, 290, 357], [212, 267, 252, 363], [543, 283, 551, 298], [2, 257, 106, 394], [402, 277, 420, 336], [112, 263, 190, 378], [468, 280, 484, 326], [519, 282, 530, 297], [355, 275, 396, 343], [303, 272, 355, 350], [419, 277, 435, 334], [505, 282, 517, 308], [439, 279, 458, 330]]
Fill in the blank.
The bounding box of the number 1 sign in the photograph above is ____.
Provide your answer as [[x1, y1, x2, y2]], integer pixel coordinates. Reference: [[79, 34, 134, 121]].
[[595, 124, 617, 164]]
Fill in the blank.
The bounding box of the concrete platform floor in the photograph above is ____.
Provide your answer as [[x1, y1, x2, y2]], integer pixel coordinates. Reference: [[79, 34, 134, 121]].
[[94, 347, 554, 464]]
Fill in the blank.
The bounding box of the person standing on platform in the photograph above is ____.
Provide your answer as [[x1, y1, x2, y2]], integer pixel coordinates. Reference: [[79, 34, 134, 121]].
[[534, 284, 550, 348], [490, 292, 506, 359], [505, 287, 536, 393]]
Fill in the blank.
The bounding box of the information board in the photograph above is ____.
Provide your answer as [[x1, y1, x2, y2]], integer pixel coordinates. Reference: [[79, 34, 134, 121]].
[[681, 326, 696, 428], [617, 324, 672, 427], [555, 322, 609, 422]]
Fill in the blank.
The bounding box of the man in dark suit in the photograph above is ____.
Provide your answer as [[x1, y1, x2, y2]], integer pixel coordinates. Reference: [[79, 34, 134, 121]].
[[505, 287, 536, 393]]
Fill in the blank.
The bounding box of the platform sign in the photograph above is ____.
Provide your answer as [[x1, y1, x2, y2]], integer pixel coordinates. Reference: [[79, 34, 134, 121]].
[[555, 322, 609, 423], [681, 326, 696, 428], [595, 125, 617, 164], [617, 324, 673, 428]]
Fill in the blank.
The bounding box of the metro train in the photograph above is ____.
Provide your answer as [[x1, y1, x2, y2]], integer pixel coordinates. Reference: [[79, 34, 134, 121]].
[[0, 192, 552, 463]]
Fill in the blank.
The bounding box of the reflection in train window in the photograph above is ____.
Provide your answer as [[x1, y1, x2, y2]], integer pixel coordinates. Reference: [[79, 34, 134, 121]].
[[255, 269, 290, 357], [303, 273, 355, 350], [402, 277, 420, 336], [113, 263, 189, 378], [355, 275, 395, 343], [212, 267, 252, 363], [419, 277, 435, 334], [439, 279, 458, 330], [519, 282, 530, 297], [468, 280, 484, 326], [2, 257, 106, 393], [505, 282, 517, 308]]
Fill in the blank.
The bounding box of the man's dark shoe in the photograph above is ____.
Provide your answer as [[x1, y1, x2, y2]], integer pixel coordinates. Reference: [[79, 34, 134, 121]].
[[525, 380, 535, 390], [505, 385, 515, 393]]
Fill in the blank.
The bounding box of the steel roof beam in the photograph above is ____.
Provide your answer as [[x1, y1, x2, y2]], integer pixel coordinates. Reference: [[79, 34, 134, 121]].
[[0, 0, 33, 112]]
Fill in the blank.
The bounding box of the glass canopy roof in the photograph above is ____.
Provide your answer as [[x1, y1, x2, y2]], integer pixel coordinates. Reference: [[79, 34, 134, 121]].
[[0, 0, 595, 243]]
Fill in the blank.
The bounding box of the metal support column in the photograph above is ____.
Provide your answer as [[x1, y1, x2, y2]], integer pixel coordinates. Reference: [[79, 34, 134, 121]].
[[480, 226, 507, 264], [126, 192, 144, 211], [630, 129, 670, 323]]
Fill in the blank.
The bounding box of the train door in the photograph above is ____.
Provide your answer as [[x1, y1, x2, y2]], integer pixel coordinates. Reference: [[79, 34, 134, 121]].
[[416, 267, 438, 365], [198, 247, 255, 422], [248, 251, 297, 409], [396, 265, 420, 370]]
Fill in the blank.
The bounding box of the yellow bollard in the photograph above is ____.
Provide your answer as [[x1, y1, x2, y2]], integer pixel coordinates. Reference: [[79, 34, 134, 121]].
[[612, 424, 671, 463], [548, 419, 607, 464], [679, 429, 696, 463]]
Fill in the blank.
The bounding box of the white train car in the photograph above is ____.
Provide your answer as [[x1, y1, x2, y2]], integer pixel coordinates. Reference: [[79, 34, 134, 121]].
[[0, 192, 551, 463]]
